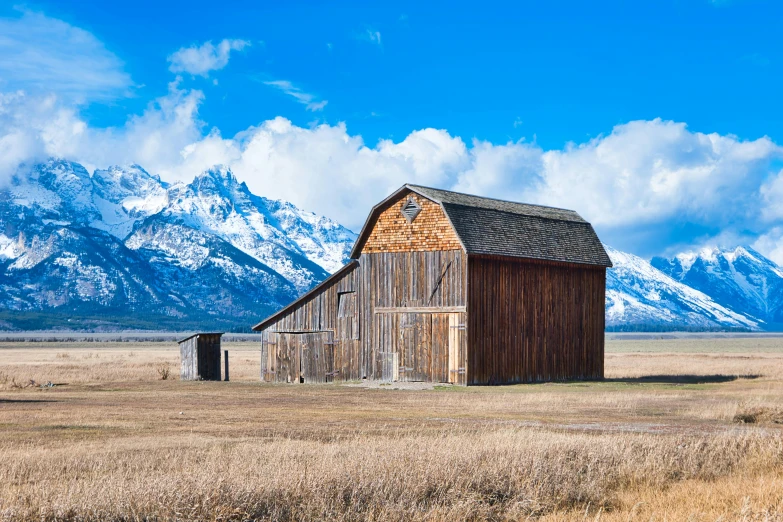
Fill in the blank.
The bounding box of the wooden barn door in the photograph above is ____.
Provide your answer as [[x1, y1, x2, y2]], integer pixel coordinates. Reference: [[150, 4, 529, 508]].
[[300, 332, 334, 384], [398, 313, 432, 381], [431, 313, 466, 383], [393, 313, 462, 383], [448, 312, 467, 384], [275, 333, 333, 383], [276, 334, 300, 383], [430, 314, 450, 383]]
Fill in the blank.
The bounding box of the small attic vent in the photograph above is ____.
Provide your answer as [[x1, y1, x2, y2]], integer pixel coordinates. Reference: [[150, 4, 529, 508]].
[[401, 197, 422, 223]]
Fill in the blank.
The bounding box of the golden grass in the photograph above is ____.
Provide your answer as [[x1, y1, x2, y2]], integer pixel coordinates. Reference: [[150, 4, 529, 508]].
[[1, 337, 783, 521]]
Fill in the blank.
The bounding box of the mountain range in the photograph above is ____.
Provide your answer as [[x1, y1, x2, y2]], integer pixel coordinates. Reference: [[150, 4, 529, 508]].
[[0, 160, 355, 330], [0, 159, 781, 331]]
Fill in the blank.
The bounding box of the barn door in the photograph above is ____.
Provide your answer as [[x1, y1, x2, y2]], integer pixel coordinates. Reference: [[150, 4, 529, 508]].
[[431, 314, 450, 383], [299, 333, 333, 384], [448, 312, 467, 384], [276, 334, 300, 383], [398, 313, 432, 381]]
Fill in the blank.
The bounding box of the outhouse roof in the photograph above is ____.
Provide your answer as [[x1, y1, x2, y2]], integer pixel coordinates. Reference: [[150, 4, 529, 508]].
[[177, 332, 225, 344]]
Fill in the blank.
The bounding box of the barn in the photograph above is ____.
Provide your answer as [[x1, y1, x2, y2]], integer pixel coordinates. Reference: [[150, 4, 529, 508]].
[[253, 184, 612, 385]]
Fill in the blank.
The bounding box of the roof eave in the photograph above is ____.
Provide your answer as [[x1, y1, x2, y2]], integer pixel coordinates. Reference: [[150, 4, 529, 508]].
[[252, 260, 359, 331]]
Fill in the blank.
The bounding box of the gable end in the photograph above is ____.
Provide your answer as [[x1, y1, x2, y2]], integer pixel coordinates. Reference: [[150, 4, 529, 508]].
[[359, 190, 463, 254]]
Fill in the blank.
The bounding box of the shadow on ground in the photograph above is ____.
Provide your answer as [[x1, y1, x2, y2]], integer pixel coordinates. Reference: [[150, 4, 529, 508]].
[[605, 374, 761, 384], [0, 398, 58, 403]]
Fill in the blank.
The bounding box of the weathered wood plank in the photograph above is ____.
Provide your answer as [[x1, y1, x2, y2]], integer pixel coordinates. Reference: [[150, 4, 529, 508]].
[[374, 306, 467, 314], [467, 255, 605, 385]]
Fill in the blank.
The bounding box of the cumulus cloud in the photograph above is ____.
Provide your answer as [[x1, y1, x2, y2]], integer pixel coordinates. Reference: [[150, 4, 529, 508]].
[[535, 121, 779, 228], [0, 79, 205, 182], [168, 39, 250, 77], [262, 80, 328, 111], [0, 9, 132, 102], [3, 75, 783, 263]]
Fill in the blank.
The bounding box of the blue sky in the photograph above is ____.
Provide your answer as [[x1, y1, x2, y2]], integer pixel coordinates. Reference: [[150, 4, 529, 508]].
[[1, 0, 783, 262], [12, 0, 783, 148]]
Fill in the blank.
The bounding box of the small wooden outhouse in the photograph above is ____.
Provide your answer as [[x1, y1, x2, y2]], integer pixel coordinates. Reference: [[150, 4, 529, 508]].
[[179, 332, 224, 381]]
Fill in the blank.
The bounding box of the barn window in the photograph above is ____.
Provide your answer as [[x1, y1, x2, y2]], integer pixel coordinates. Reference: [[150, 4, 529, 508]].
[[401, 196, 422, 223], [337, 291, 359, 340], [337, 292, 354, 318]]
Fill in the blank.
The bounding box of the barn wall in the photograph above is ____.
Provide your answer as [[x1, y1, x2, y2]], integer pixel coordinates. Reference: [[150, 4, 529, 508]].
[[358, 250, 468, 381], [361, 190, 462, 254], [259, 264, 360, 382], [467, 255, 606, 384]]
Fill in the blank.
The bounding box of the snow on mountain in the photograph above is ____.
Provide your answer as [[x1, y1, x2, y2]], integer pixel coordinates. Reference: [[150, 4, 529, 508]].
[[9, 160, 100, 222], [652, 246, 783, 328], [157, 165, 354, 292], [1, 158, 778, 332], [605, 245, 760, 330], [0, 159, 357, 330], [91, 164, 169, 238]]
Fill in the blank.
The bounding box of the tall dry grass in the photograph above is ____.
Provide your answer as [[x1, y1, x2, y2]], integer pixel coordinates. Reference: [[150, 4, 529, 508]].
[[0, 341, 262, 383], [2, 338, 783, 520], [2, 428, 781, 521]]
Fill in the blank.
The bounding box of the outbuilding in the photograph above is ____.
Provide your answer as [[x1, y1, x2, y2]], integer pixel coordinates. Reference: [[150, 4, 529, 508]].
[[253, 185, 611, 385], [179, 332, 224, 381]]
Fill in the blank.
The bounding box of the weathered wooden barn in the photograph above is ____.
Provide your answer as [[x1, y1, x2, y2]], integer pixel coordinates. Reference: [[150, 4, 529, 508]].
[[253, 185, 612, 385]]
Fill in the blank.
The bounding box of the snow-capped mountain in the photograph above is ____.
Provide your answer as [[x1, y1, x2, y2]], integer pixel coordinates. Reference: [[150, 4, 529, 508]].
[[604, 245, 761, 331], [651, 246, 783, 329], [1, 159, 780, 332], [0, 159, 357, 330]]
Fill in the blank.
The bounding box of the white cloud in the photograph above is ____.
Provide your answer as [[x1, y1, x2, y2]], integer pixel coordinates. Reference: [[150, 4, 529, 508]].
[[759, 169, 783, 221], [0, 9, 132, 102], [533, 120, 779, 229], [361, 28, 382, 46], [3, 77, 783, 263], [262, 80, 328, 111], [0, 79, 205, 183], [168, 39, 250, 77], [753, 228, 783, 266]]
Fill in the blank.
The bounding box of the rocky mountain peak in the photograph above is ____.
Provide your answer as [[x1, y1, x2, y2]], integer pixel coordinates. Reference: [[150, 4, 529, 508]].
[[0, 159, 358, 329]]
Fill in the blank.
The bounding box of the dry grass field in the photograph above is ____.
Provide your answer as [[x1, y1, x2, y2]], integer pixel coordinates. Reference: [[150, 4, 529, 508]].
[[1, 337, 782, 521]]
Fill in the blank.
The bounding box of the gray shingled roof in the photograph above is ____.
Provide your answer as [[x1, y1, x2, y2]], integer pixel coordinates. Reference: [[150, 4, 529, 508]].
[[441, 203, 612, 267], [408, 185, 587, 223], [351, 184, 612, 267]]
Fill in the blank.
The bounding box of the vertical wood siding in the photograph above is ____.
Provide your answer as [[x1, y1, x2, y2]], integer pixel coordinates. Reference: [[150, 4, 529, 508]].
[[360, 250, 467, 381], [258, 250, 469, 384], [179, 334, 222, 381], [259, 264, 359, 383], [467, 255, 606, 384]]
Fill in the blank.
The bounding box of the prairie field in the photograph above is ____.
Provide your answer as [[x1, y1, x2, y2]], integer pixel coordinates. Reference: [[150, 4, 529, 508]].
[[1, 336, 782, 521]]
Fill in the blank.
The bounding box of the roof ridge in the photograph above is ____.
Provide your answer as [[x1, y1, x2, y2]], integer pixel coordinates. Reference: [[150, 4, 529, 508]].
[[405, 183, 580, 215], [440, 201, 589, 225]]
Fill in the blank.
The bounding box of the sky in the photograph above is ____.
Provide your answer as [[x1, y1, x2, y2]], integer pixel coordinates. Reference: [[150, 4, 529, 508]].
[[1, 0, 783, 262]]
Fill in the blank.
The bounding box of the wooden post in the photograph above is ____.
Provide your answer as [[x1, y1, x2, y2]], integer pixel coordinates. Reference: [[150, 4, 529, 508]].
[[224, 350, 229, 382]]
